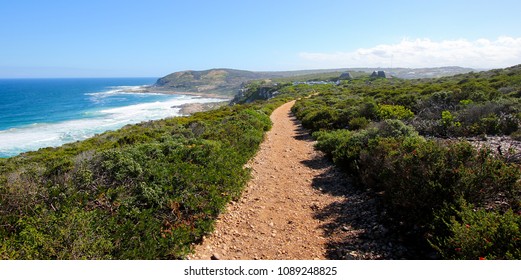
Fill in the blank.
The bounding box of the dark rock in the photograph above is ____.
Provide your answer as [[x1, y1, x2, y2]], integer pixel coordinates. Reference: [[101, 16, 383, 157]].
[[371, 70, 390, 78], [339, 72, 353, 80]]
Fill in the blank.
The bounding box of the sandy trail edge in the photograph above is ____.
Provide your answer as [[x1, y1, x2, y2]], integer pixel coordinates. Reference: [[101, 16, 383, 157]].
[[188, 100, 347, 260]]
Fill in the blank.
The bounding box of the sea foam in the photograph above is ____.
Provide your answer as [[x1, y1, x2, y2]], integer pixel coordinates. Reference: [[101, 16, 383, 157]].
[[0, 93, 226, 157]]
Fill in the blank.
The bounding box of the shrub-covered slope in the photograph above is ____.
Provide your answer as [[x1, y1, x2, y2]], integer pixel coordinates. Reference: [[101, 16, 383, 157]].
[[291, 65, 521, 259], [154, 69, 272, 96], [0, 92, 299, 259]]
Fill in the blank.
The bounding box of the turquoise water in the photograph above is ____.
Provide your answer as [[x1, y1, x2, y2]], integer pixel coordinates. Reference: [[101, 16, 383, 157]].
[[0, 78, 223, 157]]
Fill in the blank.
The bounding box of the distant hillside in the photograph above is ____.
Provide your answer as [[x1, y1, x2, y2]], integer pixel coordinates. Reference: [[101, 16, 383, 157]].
[[152, 67, 476, 96], [376, 66, 477, 79], [153, 69, 276, 96], [259, 66, 476, 80]]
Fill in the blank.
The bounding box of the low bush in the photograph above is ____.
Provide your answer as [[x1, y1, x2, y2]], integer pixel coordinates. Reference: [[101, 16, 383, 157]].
[[314, 120, 418, 175], [432, 201, 521, 260], [348, 117, 369, 130], [310, 104, 521, 259], [377, 104, 414, 120]]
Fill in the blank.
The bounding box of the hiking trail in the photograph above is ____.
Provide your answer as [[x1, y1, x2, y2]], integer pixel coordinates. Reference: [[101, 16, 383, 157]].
[[189, 100, 409, 260]]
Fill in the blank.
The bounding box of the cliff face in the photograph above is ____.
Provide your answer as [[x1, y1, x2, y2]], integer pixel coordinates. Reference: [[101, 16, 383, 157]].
[[154, 69, 272, 96]]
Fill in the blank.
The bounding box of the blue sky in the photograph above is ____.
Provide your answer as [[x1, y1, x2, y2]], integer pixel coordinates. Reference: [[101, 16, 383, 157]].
[[1, 0, 521, 78]]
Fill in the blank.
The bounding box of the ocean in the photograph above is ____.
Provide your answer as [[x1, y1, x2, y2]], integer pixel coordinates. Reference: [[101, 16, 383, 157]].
[[0, 78, 225, 158]]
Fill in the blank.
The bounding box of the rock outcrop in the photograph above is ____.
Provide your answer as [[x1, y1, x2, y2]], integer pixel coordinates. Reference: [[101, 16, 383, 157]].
[[231, 84, 280, 104], [339, 72, 353, 80], [370, 70, 391, 78]]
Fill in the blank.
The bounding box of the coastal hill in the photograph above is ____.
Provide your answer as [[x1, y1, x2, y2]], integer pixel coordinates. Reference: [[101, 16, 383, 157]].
[[152, 67, 476, 96], [153, 69, 274, 96]]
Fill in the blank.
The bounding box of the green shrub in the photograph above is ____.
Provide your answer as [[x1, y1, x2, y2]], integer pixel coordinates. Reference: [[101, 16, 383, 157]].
[[459, 99, 473, 106], [437, 110, 461, 136], [348, 117, 369, 130], [377, 104, 414, 120], [432, 202, 521, 260], [301, 108, 339, 130], [360, 137, 454, 227], [456, 101, 520, 136], [358, 101, 378, 120], [314, 120, 418, 175], [376, 119, 419, 138], [440, 110, 460, 128]]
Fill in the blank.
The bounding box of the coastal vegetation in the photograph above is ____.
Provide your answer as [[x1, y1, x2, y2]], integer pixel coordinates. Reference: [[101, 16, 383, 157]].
[[291, 65, 521, 259], [0, 91, 301, 259], [1, 64, 520, 259]]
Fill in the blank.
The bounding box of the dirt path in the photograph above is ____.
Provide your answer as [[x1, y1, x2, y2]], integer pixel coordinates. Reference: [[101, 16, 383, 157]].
[[187, 100, 340, 260], [188, 100, 411, 260]]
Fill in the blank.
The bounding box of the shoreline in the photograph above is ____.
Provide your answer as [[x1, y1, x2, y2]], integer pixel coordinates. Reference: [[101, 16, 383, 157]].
[[127, 85, 232, 99], [175, 101, 229, 115], [126, 85, 233, 115], [0, 85, 232, 158]]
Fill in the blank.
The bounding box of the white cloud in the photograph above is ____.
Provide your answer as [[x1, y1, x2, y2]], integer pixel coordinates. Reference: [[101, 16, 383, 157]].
[[298, 37, 521, 69]]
